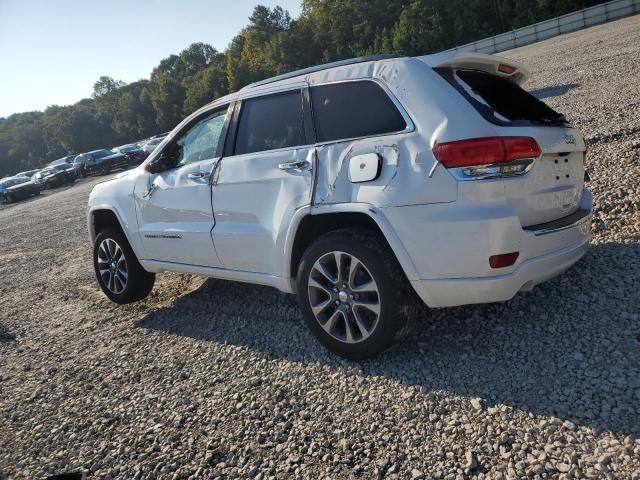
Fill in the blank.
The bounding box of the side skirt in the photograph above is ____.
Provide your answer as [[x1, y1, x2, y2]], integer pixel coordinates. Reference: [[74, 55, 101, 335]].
[[139, 259, 293, 293]]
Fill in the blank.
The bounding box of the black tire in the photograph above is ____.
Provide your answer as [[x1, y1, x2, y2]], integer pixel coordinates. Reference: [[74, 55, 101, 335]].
[[5, 193, 14, 203], [93, 228, 155, 304], [296, 228, 418, 359]]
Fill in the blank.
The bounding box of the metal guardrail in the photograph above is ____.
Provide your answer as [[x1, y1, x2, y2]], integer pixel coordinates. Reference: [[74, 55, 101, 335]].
[[447, 0, 640, 54]]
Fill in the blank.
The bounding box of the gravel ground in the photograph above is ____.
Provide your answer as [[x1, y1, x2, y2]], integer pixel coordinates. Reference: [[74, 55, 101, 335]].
[[1, 15, 640, 480]]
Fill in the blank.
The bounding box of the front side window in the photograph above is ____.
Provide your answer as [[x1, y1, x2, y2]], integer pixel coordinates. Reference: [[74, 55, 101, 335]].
[[234, 91, 304, 155], [175, 108, 228, 167], [310, 81, 407, 143]]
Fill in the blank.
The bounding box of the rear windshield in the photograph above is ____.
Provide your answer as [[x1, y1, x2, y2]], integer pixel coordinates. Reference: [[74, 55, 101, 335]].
[[436, 68, 567, 127]]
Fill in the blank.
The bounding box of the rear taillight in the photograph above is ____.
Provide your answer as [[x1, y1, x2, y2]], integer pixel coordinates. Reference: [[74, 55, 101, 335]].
[[433, 136, 541, 179]]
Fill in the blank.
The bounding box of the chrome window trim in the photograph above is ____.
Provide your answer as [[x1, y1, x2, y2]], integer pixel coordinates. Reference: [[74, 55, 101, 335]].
[[212, 77, 416, 159]]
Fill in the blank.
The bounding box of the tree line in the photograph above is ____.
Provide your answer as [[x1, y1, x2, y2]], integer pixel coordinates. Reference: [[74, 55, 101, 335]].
[[0, 0, 607, 176]]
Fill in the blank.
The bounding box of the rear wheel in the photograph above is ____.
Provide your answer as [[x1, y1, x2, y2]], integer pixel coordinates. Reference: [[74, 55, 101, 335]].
[[94, 228, 155, 304], [297, 228, 418, 359]]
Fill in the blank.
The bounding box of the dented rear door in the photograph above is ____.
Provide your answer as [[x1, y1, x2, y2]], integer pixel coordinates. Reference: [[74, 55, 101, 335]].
[[210, 85, 315, 276]]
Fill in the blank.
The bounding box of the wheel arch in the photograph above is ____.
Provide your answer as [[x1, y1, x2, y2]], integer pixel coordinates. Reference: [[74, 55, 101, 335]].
[[88, 206, 138, 257], [286, 204, 420, 292]]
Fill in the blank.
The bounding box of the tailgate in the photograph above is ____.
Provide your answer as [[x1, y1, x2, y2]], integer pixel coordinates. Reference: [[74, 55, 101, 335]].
[[504, 127, 585, 227]]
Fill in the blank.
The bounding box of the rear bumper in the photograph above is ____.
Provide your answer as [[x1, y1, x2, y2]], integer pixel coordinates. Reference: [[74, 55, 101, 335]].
[[411, 233, 589, 307], [383, 189, 593, 308]]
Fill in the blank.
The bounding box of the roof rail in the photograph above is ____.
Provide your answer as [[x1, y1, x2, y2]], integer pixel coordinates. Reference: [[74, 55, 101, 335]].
[[241, 54, 403, 90]]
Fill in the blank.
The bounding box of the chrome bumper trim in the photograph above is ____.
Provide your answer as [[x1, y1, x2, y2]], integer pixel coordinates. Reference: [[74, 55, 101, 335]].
[[523, 208, 591, 236]]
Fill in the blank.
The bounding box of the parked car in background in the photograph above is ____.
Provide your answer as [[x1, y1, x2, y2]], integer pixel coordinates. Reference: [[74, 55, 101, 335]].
[[15, 169, 40, 178], [88, 52, 592, 359], [57, 162, 79, 179], [112, 144, 148, 166], [48, 155, 75, 167], [32, 164, 76, 189], [73, 149, 128, 177], [142, 136, 166, 155], [0, 176, 40, 203]]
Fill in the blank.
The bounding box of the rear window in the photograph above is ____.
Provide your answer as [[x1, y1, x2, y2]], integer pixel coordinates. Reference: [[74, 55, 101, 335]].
[[310, 81, 407, 143], [437, 69, 567, 126], [235, 91, 304, 155]]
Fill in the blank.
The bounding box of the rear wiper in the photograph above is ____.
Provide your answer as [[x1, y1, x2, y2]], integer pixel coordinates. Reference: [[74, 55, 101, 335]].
[[540, 113, 568, 126]]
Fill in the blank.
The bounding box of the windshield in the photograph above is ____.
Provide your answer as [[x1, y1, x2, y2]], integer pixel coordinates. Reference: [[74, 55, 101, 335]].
[[116, 145, 136, 153], [94, 150, 113, 158], [1, 177, 29, 187]]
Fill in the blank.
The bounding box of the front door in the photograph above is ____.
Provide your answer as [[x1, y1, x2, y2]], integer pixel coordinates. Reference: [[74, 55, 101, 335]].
[[211, 88, 315, 276], [134, 104, 230, 267]]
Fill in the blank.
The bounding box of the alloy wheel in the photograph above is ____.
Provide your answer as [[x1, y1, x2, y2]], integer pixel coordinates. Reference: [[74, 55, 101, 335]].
[[307, 251, 381, 344], [97, 238, 128, 294]]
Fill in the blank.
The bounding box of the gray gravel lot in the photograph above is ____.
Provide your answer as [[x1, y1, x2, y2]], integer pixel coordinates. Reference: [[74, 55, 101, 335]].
[[1, 15, 640, 480]]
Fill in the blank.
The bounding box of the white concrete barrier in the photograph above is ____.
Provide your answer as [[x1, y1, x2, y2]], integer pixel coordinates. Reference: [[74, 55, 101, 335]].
[[447, 0, 640, 54]]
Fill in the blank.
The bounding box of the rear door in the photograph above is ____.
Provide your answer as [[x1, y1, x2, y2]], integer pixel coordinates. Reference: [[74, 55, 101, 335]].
[[211, 86, 315, 276]]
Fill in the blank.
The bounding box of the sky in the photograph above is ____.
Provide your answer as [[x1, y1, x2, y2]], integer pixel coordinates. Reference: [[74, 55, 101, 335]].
[[0, 0, 302, 118]]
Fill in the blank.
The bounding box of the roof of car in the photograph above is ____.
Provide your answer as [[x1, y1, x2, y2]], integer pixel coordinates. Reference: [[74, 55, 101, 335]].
[[174, 51, 529, 140], [240, 54, 402, 91]]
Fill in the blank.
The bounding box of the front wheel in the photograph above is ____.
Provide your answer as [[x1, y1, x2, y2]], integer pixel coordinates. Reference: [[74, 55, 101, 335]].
[[94, 228, 155, 304], [296, 228, 418, 359]]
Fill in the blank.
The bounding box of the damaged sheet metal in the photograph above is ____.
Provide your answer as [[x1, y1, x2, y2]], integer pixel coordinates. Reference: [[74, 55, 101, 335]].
[[313, 135, 458, 208], [308, 57, 467, 209]]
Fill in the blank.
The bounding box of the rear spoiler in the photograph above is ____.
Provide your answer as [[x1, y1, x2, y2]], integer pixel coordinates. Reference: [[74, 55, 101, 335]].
[[417, 51, 531, 85]]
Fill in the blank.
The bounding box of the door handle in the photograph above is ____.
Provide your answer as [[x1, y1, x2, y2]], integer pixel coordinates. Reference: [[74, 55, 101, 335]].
[[278, 160, 310, 171], [187, 171, 209, 181]]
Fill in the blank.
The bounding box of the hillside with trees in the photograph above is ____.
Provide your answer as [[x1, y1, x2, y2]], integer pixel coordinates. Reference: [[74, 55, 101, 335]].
[[0, 0, 608, 176]]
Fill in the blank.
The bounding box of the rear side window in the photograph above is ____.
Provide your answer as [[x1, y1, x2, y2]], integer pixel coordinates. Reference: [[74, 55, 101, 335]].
[[438, 69, 566, 126], [310, 81, 407, 143], [235, 91, 304, 155]]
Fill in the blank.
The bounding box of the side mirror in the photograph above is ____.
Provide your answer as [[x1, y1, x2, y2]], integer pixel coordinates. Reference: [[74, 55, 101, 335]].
[[146, 144, 178, 174]]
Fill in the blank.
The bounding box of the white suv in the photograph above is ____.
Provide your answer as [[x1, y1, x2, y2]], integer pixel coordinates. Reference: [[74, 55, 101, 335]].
[[88, 53, 592, 358]]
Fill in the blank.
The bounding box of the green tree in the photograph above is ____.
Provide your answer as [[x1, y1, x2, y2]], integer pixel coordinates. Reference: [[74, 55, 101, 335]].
[[183, 60, 228, 114], [0, 0, 612, 177], [147, 73, 186, 132]]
